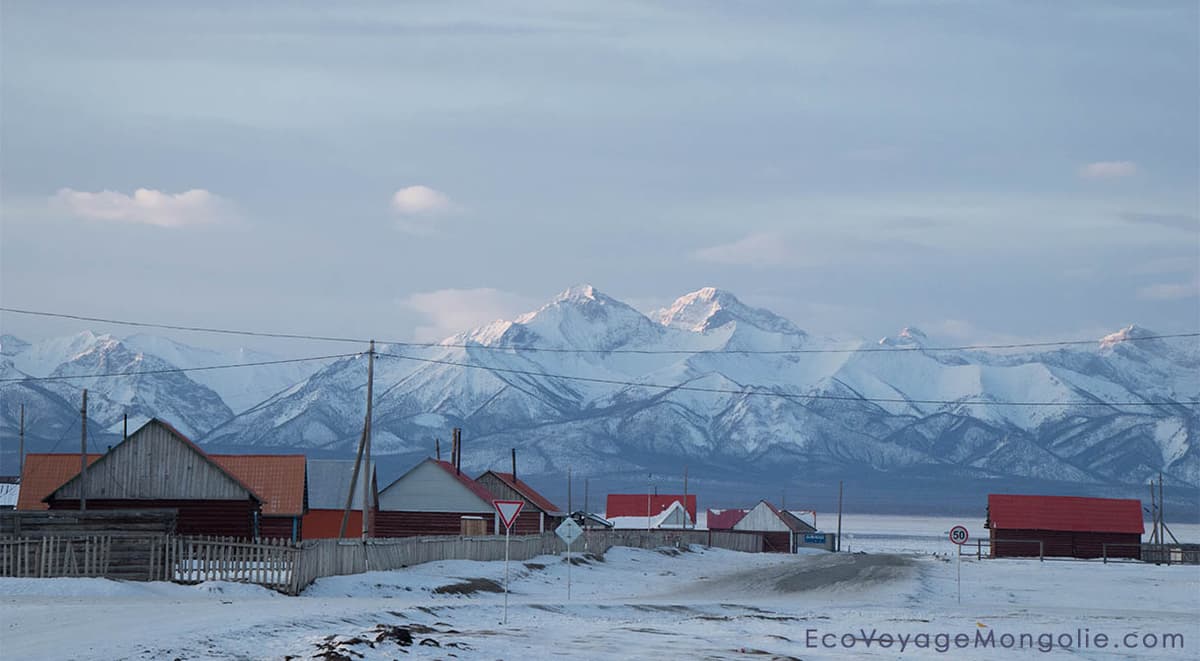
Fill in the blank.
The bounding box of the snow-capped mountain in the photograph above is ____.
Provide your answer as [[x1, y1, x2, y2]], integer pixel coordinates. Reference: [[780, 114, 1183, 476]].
[[0, 332, 331, 463], [196, 286, 1198, 493]]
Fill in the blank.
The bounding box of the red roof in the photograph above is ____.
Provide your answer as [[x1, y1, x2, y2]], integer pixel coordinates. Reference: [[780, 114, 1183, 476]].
[[988, 494, 1144, 534], [16, 454, 102, 510], [706, 508, 747, 530], [606, 494, 697, 521], [212, 455, 307, 516], [480, 471, 563, 515], [431, 460, 496, 506]]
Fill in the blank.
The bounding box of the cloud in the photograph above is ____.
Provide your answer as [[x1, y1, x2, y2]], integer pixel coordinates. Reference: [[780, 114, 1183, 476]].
[[1079, 161, 1137, 179], [1119, 212, 1199, 232], [1137, 278, 1200, 301], [694, 231, 933, 269], [51, 188, 232, 227], [402, 288, 535, 341], [693, 232, 798, 267], [390, 185, 457, 234]]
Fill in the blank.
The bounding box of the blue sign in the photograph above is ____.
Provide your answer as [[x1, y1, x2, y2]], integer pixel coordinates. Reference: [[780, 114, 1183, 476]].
[[804, 533, 827, 544]]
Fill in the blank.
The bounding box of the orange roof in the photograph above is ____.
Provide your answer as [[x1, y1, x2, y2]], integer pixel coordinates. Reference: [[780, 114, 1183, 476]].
[[211, 455, 307, 517], [17, 454, 102, 510]]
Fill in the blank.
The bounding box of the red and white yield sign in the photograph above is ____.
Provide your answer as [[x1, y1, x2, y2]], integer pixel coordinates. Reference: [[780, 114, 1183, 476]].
[[949, 525, 969, 545], [493, 500, 525, 530]]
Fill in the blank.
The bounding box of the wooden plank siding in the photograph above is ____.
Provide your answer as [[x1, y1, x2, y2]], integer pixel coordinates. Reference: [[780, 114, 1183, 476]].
[[375, 511, 496, 538], [990, 528, 1141, 559], [259, 516, 301, 542], [48, 499, 257, 538]]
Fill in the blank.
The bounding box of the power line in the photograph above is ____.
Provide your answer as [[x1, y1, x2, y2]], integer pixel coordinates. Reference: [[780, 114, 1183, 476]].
[[0, 353, 360, 383], [376, 351, 1199, 408], [3, 306, 1197, 356]]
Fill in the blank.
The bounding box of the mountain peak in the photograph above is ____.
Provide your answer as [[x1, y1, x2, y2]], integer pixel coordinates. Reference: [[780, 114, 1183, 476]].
[[879, 326, 928, 348], [657, 288, 803, 335], [1099, 324, 1155, 350], [553, 284, 603, 304]]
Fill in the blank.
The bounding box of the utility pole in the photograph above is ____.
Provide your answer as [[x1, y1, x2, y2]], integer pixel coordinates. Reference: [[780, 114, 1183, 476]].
[[338, 346, 372, 539], [18, 404, 24, 477], [1148, 483, 1159, 545], [1158, 471, 1164, 547], [123, 413, 128, 441], [836, 480, 844, 552], [683, 465, 689, 529], [362, 340, 375, 541], [80, 389, 88, 511]]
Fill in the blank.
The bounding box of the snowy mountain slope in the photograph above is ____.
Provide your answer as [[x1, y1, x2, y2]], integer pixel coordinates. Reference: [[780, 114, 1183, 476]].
[[5, 287, 1197, 493], [193, 286, 1198, 491]]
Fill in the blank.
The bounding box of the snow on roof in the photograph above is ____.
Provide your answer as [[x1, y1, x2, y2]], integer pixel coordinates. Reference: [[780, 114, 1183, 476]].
[[610, 500, 693, 530], [606, 494, 697, 521], [0, 482, 19, 507]]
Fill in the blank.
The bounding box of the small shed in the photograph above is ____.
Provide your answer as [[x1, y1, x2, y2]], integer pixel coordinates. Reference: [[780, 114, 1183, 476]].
[[986, 494, 1144, 559], [303, 459, 378, 539], [376, 459, 496, 537], [212, 455, 307, 541], [476, 470, 564, 534], [44, 419, 263, 538], [706, 508, 748, 531], [606, 494, 697, 525], [732, 500, 817, 553]]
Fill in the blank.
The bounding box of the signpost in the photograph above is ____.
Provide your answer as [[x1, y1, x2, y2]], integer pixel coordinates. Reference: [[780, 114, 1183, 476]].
[[949, 525, 969, 604], [555, 517, 583, 600], [493, 500, 525, 624]]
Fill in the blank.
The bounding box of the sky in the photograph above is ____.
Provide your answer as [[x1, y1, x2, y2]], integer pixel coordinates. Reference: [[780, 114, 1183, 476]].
[[1, 0, 1197, 353]]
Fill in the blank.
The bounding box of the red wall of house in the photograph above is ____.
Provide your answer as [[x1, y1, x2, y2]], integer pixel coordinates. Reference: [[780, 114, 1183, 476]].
[[302, 509, 372, 539], [49, 499, 258, 538], [375, 511, 496, 537]]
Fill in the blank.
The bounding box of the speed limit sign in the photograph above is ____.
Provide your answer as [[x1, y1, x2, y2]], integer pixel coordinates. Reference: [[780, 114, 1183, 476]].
[[949, 525, 969, 545]]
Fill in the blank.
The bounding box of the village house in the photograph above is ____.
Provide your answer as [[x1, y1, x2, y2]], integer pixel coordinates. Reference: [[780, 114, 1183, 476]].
[[376, 459, 496, 536], [303, 459, 378, 539], [732, 500, 817, 553], [605, 494, 698, 528], [475, 469, 564, 534], [23, 419, 307, 540], [986, 493, 1144, 559]]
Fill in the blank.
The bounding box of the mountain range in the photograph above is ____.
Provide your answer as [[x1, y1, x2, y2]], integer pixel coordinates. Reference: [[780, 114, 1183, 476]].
[[2, 285, 1197, 514]]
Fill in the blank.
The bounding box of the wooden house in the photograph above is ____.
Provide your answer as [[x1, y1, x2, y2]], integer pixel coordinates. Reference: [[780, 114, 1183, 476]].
[[43, 419, 264, 537], [303, 459, 378, 539], [609, 499, 694, 530], [986, 494, 1144, 559], [606, 494, 697, 525], [475, 470, 564, 534], [732, 500, 817, 553], [376, 459, 496, 537]]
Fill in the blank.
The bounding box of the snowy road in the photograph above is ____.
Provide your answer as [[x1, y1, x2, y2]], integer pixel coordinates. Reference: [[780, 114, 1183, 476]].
[[2, 544, 1197, 660]]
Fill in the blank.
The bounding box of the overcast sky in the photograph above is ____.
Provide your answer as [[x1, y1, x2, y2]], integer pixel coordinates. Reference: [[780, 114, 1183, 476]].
[[2, 1, 1197, 353]]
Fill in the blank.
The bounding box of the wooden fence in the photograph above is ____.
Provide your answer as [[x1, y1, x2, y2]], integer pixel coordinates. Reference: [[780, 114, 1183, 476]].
[[1, 527, 769, 595]]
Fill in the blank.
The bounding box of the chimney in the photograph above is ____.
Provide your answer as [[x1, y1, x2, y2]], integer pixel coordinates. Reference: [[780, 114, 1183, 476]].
[[435, 438, 441, 461], [511, 448, 517, 482]]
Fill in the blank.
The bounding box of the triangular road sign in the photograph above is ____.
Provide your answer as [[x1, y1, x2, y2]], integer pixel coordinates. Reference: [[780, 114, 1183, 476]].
[[493, 500, 525, 529]]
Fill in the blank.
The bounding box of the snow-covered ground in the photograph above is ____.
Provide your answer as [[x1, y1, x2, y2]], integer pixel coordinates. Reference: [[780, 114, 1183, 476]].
[[3, 516, 1198, 660]]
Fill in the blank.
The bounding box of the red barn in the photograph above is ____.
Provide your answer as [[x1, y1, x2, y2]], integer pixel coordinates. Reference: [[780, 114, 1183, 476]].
[[376, 459, 496, 537], [475, 470, 563, 534], [986, 494, 1144, 559], [606, 494, 697, 524]]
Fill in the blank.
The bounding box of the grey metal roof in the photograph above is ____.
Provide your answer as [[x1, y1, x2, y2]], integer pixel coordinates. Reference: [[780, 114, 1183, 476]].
[[307, 459, 376, 511]]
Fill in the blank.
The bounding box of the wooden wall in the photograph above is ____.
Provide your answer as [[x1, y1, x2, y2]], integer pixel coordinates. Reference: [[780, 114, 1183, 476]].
[[48, 499, 256, 538], [990, 528, 1141, 559], [375, 511, 496, 538]]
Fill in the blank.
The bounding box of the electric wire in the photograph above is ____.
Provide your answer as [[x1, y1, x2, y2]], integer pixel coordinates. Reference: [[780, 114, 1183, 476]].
[[3, 306, 1196, 356], [376, 351, 1199, 408]]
